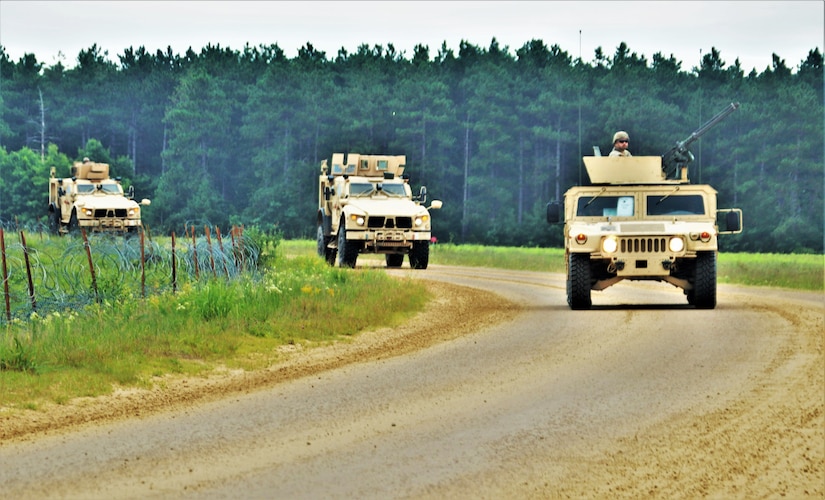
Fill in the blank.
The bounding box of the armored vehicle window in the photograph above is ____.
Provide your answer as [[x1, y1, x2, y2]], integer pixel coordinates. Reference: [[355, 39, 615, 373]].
[[381, 183, 407, 197], [349, 183, 374, 196], [76, 184, 95, 194], [377, 160, 388, 171], [646, 195, 705, 215], [576, 196, 634, 217], [100, 184, 121, 194]]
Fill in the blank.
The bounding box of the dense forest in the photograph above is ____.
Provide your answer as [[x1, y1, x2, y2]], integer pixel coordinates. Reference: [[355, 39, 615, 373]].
[[0, 39, 822, 252]]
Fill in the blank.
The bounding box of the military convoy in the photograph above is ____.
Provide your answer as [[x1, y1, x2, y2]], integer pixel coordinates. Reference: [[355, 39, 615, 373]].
[[48, 159, 150, 235], [547, 103, 742, 309], [316, 153, 442, 269]]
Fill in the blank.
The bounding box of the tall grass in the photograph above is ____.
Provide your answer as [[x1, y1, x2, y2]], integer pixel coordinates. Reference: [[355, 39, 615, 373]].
[[0, 252, 428, 409]]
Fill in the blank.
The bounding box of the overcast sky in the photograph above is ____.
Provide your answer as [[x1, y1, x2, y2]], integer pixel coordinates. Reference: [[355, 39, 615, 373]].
[[1, 1, 822, 74]]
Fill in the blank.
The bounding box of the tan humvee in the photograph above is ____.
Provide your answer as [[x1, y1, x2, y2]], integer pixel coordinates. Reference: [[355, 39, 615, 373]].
[[547, 156, 742, 309]]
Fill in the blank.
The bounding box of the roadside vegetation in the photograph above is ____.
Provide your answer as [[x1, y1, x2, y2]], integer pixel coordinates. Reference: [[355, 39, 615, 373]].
[[0, 235, 821, 411]]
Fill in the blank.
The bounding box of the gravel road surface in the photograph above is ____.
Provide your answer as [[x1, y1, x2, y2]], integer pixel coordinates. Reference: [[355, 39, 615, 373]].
[[1, 265, 822, 498]]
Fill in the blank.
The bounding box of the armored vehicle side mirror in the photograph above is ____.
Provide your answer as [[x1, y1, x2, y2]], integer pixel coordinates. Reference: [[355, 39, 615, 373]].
[[417, 186, 428, 203], [429, 200, 443, 210], [546, 201, 561, 224], [58, 187, 65, 196], [324, 186, 332, 200], [127, 185, 135, 199], [140, 199, 151, 206], [725, 210, 741, 232]]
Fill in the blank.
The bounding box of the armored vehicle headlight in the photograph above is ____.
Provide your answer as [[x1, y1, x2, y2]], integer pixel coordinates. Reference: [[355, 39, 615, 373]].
[[668, 236, 685, 252], [414, 215, 429, 227], [129, 208, 138, 216], [601, 236, 618, 254], [83, 208, 93, 216], [350, 214, 365, 226]]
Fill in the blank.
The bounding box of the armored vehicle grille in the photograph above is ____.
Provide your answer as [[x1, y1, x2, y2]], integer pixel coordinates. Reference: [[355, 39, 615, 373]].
[[620, 237, 667, 253], [367, 216, 413, 229], [94, 209, 128, 218]]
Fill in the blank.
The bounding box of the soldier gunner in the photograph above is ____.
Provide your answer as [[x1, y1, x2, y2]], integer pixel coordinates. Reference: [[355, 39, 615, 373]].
[[609, 131, 632, 157]]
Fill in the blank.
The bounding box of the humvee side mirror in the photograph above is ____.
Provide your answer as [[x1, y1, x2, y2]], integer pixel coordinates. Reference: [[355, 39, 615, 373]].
[[429, 200, 443, 210], [546, 201, 561, 224], [140, 199, 151, 206]]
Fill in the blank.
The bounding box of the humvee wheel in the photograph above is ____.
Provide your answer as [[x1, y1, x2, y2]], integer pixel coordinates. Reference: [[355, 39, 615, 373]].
[[386, 254, 404, 268], [567, 253, 592, 310], [691, 251, 717, 309], [409, 241, 429, 269], [337, 222, 358, 268], [317, 224, 336, 266]]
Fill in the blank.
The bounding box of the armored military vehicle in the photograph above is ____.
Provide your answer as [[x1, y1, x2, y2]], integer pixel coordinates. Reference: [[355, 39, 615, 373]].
[[316, 153, 442, 269], [48, 159, 150, 235], [547, 103, 742, 309]]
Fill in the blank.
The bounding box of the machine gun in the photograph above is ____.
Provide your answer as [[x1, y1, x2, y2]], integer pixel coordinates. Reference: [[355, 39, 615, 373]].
[[661, 102, 739, 179]]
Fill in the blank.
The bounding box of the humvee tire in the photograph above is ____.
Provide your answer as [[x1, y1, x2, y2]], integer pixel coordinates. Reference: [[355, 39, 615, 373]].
[[567, 253, 592, 310]]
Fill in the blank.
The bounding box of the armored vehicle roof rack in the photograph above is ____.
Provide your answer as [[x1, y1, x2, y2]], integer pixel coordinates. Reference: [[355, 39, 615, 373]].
[[322, 153, 406, 178]]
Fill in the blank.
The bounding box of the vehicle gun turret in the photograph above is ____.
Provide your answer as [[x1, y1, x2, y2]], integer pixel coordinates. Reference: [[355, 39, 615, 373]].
[[661, 102, 739, 179]]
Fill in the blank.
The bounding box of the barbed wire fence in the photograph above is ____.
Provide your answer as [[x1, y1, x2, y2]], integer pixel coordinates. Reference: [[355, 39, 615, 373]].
[[0, 221, 266, 325]]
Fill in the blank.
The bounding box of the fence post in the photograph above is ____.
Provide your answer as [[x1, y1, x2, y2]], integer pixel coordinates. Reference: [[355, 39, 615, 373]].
[[205, 225, 216, 278], [171, 231, 177, 294], [1, 229, 10, 321], [191, 225, 199, 280], [216, 226, 229, 278], [140, 230, 146, 299], [80, 228, 99, 303], [19, 231, 36, 313]]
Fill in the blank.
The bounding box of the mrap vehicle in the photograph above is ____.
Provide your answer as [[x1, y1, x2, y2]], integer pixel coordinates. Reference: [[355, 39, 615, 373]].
[[547, 103, 742, 309], [316, 153, 442, 269]]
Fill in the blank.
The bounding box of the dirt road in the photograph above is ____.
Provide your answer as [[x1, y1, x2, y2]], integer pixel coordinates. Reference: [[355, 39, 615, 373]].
[[0, 266, 822, 498]]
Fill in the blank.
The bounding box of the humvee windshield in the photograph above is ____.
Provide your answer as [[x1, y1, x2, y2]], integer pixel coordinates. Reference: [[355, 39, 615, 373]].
[[76, 184, 95, 194], [576, 196, 635, 217], [646, 195, 706, 215]]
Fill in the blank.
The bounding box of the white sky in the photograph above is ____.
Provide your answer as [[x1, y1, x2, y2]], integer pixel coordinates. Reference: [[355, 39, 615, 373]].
[[1, 1, 822, 73]]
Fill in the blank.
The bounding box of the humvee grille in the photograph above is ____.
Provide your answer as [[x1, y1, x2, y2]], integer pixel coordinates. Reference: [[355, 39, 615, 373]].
[[367, 216, 413, 229], [620, 237, 667, 253]]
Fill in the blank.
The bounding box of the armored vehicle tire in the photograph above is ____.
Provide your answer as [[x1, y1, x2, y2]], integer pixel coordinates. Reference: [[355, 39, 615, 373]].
[[48, 210, 61, 235], [337, 223, 359, 268], [386, 254, 404, 268], [68, 210, 79, 233], [317, 225, 337, 266], [690, 251, 717, 309], [567, 253, 592, 310], [409, 241, 429, 270]]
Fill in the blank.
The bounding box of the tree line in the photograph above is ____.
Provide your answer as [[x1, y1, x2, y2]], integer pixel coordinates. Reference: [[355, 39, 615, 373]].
[[0, 39, 822, 252]]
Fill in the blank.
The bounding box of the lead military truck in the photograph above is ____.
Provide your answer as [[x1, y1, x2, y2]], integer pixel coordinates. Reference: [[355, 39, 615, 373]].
[[547, 103, 742, 309], [48, 160, 151, 235], [316, 153, 442, 269]]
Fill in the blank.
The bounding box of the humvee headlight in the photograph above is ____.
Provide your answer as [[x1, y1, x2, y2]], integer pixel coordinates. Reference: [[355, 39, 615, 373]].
[[129, 208, 138, 217], [601, 236, 618, 254], [668, 237, 685, 252], [350, 214, 365, 226], [84, 208, 93, 216]]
